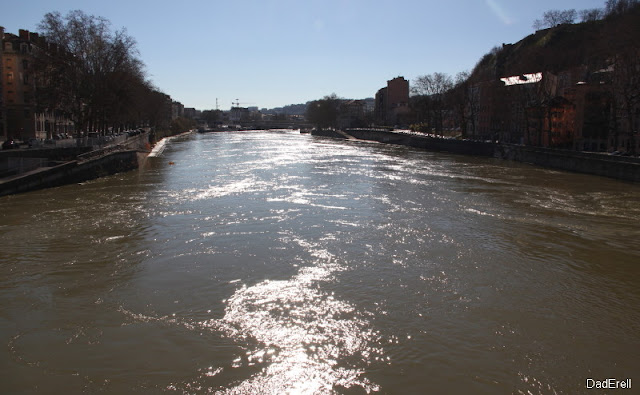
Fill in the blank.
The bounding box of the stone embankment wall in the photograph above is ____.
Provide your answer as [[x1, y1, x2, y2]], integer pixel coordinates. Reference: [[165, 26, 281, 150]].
[[119, 132, 151, 151], [0, 150, 141, 197], [494, 144, 640, 182], [311, 129, 640, 182], [312, 128, 495, 157], [0, 132, 151, 197], [344, 129, 496, 157]]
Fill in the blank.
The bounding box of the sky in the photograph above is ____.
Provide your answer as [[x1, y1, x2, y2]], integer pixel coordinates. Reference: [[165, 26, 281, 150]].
[[3, 0, 606, 111]]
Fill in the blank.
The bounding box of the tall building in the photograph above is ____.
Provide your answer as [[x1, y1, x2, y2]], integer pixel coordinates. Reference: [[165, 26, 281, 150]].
[[374, 76, 410, 126], [0, 26, 5, 141], [337, 100, 366, 129], [171, 101, 184, 120], [1, 29, 39, 141], [183, 107, 197, 119], [1, 28, 76, 143]]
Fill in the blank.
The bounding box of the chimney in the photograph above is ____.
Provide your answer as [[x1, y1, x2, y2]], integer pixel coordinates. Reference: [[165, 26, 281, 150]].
[[19, 29, 29, 40]]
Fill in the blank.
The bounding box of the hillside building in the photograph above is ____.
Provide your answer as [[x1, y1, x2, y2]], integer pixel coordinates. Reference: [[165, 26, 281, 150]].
[[468, 66, 638, 153]]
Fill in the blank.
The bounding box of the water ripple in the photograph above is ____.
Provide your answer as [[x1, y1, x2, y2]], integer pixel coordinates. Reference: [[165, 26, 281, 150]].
[[207, 238, 383, 393]]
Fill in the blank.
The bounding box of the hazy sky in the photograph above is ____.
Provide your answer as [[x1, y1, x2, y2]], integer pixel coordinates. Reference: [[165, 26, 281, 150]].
[[3, 0, 605, 110]]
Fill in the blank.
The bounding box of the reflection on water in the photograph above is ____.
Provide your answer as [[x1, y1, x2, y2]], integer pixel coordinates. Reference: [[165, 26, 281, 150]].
[[210, 237, 382, 394], [1, 130, 639, 394]]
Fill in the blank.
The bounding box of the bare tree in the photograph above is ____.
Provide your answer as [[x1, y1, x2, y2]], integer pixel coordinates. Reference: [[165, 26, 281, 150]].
[[141, 85, 172, 135], [532, 9, 577, 30], [412, 73, 453, 134], [305, 94, 342, 129], [579, 8, 605, 22], [610, 49, 640, 154], [605, 0, 640, 16], [36, 10, 146, 134], [448, 71, 473, 137]]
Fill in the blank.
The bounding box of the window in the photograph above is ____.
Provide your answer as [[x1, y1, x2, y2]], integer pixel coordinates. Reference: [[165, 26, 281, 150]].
[[7, 72, 13, 83]]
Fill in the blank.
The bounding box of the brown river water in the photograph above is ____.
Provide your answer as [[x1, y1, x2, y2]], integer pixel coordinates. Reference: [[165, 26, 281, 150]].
[[1, 130, 639, 394]]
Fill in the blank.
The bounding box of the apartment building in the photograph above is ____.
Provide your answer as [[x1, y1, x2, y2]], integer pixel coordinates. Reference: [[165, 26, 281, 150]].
[[0, 27, 5, 141], [375, 77, 410, 126], [1, 29, 39, 141]]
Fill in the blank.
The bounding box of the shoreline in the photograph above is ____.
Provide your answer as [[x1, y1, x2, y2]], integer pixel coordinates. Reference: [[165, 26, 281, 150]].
[[0, 132, 154, 197], [0, 129, 198, 197], [148, 130, 194, 158], [2, 128, 637, 198], [311, 128, 640, 183]]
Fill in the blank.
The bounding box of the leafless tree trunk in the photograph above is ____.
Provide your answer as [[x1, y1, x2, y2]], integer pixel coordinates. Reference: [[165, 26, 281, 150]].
[[412, 73, 453, 135], [36, 10, 147, 135]]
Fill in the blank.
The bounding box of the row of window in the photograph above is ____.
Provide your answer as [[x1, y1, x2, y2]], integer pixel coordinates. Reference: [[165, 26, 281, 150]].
[[2, 58, 30, 70], [2, 89, 33, 104], [3, 42, 31, 54], [4, 72, 31, 85]]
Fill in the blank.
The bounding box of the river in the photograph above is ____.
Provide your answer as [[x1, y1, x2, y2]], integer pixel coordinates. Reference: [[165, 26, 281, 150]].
[[1, 130, 639, 394]]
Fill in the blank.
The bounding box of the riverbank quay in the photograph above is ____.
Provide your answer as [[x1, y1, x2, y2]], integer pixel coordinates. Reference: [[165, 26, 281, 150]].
[[148, 130, 194, 157], [311, 128, 640, 182], [0, 132, 151, 197]]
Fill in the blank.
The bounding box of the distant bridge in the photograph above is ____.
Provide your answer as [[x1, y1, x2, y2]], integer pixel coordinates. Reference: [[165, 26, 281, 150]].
[[244, 119, 313, 130]]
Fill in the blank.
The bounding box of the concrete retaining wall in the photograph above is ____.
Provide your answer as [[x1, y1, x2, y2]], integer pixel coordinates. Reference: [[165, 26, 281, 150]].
[[309, 129, 348, 139], [344, 129, 496, 157], [312, 128, 640, 182], [0, 150, 142, 197], [119, 132, 151, 151], [312, 129, 495, 156], [495, 144, 640, 182]]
